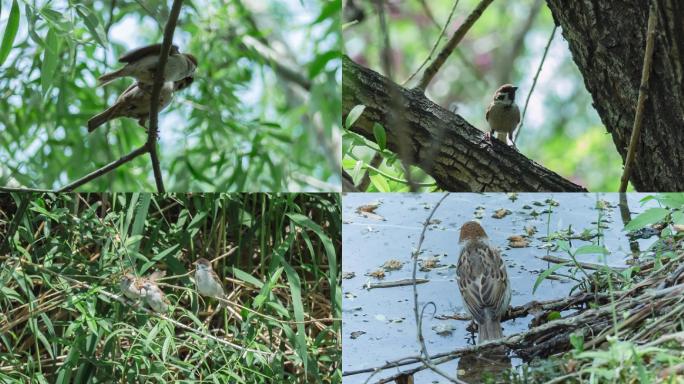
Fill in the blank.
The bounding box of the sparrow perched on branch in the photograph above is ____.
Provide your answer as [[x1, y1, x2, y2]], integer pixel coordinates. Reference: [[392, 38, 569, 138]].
[[98, 43, 197, 87], [87, 76, 194, 132], [141, 281, 170, 313], [456, 221, 511, 343], [485, 84, 520, 145], [193, 258, 226, 299], [119, 270, 166, 301]]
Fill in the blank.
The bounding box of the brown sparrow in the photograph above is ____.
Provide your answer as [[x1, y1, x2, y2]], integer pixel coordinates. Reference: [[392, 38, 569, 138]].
[[120, 273, 144, 300], [193, 258, 226, 298], [140, 281, 169, 313], [456, 221, 511, 342], [98, 43, 198, 86], [87, 76, 193, 132], [485, 84, 520, 145], [119, 270, 166, 301]]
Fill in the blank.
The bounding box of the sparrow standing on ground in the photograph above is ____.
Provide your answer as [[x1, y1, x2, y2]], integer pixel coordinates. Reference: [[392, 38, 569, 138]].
[[98, 43, 198, 87], [87, 76, 194, 132], [485, 84, 520, 145], [193, 258, 226, 299], [141, 281, 169, 313], [456, 221, 511, 343]]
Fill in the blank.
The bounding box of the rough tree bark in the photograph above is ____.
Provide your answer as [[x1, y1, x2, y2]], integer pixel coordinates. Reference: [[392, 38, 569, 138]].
[[546, 0, 684, 191], [342, 56, 586, 192]]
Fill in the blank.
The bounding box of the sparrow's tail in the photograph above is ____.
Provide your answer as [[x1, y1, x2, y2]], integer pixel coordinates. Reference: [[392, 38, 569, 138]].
[[97, 68, 127, 87], [87, 107, 118, 132], [478, 316, 503, 342]]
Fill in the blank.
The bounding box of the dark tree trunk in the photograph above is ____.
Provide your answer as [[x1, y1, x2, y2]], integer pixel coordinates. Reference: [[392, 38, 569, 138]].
[[342, 56, 586, 192], [546, 0, 684, 191]]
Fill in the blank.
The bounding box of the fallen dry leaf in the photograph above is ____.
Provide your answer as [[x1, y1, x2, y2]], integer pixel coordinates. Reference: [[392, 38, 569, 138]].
[[492, 208, 512, 219]]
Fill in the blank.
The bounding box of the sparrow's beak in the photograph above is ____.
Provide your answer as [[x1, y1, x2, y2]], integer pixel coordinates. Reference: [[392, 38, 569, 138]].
[[512, 86, 518, 91]]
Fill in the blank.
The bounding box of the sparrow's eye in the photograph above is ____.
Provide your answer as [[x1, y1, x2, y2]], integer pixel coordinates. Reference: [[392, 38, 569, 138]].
[[496, 94, 505, 100]]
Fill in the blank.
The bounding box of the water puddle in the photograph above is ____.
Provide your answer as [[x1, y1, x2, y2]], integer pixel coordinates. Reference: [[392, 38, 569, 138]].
[[342, 193, 660, 383]]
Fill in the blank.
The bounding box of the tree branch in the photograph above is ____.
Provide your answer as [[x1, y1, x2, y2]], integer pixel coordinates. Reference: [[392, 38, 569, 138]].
[[343, 56, 587, 192], [417, 0, 495, 90], [147, 0, 185, 193], [57, 145, 148, 192]]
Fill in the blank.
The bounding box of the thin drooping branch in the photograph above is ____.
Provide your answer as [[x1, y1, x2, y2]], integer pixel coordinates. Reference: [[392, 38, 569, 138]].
[[619, 0, 658, 192], [147, 0, 185, 193], [514, 25, 557, 143], [417, 0, 495, 90], [241, 35, 312, 90], [57, 145, 148, 192], [343, 56, 587, 192], [408, 194, 462, 383], [403, 0, 460, 86]]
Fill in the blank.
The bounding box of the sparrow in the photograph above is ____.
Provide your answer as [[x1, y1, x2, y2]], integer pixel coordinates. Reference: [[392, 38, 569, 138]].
[[87, 76, 194, 132], [119, 270, 166, 301], [98, 43, 198, 87], [120, 273, 144, 300], [140, 281, 169, 313], [485, 84, 520, 145], [193, 258, 226, 299], [456, 221, 511, 343]]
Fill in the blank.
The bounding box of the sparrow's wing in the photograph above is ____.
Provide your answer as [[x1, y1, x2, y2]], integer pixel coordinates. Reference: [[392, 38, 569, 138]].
[[116, 82, 141, 102], [148, 270, 167, 281], [119, 44, 180, 63], [457, 243, 509, 324], [513, 105, 521, 125]]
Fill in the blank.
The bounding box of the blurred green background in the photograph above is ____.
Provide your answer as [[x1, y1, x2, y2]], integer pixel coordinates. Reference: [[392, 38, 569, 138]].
[[0, 0, 341, 192], [343, 0, 624, 192]]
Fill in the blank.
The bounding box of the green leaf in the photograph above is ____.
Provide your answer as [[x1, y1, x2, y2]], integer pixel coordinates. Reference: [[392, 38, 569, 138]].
[[624, 208, 670, 231], [570, 333, 584, 352], [672, 210, 684, 225], [345, 104, 365, 129], [75, 5, 107, 48], [574, 245, 609, 256], [532, 262, 568, 294], [655, 193, 684, 209], [372, 123, 386, 151], [369, 174, 390, 192], [41, 28, 60, 96], [308, 50, 340, 78], [0, 0, 20, 67]]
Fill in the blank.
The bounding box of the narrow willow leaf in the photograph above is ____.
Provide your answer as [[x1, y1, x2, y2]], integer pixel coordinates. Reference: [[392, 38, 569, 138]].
[[0, 0, 20, 66], [345, 104, 365, 129], [75, 5, 107, 48], [41, 28, 60, 95]]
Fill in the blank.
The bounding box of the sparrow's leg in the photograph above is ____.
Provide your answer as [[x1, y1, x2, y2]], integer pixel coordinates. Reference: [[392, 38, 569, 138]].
[[484, 131, 492, 143]]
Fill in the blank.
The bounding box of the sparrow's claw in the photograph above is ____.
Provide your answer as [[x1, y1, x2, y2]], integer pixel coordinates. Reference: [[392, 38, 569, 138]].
[[484, 131, 492, 143]]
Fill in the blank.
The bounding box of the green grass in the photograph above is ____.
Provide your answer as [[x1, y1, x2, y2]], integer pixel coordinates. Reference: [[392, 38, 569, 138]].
[[0, 193, 341, 383]]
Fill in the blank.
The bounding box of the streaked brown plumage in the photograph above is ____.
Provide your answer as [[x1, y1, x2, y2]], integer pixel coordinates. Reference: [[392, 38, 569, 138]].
[[485, 84, 520, 144], [98, 43, 197, 86], [456, 221, 511, 342], [87, 76, 193, 132]]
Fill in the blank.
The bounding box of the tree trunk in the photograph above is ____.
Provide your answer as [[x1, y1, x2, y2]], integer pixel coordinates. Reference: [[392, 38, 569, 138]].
[[342, 56, 586, 192], [546, 0, 684, 191]]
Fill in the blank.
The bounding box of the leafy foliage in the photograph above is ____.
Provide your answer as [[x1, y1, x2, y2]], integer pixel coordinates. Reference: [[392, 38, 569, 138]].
[[0, 192, 341, 383], [0, 0, 341, 192]]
